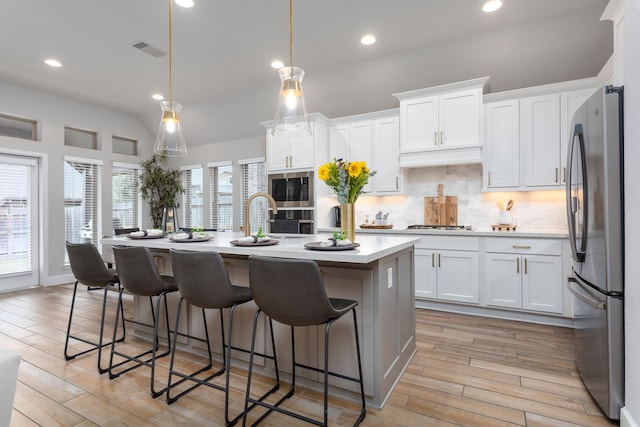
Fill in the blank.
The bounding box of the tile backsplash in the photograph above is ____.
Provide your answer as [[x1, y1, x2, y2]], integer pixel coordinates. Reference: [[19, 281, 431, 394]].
[[320, 164, 568, 231]]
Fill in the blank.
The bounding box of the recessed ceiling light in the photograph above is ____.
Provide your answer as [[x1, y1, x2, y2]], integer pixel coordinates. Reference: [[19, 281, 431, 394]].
[[482, 0, 502, 12], [44, 58, 62, 68], [175, 0, 194, 8], [152, 94, 164, 101], [271, 60, 284, 69], [360, 35, 376, 45]]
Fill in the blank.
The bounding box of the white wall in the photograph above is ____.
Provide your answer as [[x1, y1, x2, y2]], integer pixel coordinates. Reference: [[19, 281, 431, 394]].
[[0, 80, 155, 285], [622, 0, 639, 425]]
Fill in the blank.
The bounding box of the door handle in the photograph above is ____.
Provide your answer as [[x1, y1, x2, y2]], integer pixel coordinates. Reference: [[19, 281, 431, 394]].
[[567, 278, 606, 309], [524, 257, 528, 274], [555, 167, 559, 183], [433, 131, 438, 145], [488, 171, 491, 186], [516, 257, 520, 274], [438, 253, 441, 268], [431, 252, 435, 267], [563, 167, 567, 183], [440, 131, 444, 145], [512, 245, 531, 249], [396, 177, 399, 190]]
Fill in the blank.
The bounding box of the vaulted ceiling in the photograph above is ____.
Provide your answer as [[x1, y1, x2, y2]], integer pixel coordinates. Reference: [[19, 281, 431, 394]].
[[0, 0, 611, 145]]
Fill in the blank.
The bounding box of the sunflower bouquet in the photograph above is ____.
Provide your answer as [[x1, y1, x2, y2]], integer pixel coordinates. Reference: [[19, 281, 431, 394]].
[[318, 158, 376, 204]]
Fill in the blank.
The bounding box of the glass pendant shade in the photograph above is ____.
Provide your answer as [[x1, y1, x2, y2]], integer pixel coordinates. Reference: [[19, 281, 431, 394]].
[[154, 100, 187, 156], [273, 66, 312, 137]]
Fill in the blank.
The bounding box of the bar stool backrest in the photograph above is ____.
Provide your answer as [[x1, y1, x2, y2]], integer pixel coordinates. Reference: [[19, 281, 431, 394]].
[[65, 241, 117, 287], [170, 249, 241, 308], [248, 255, 338, 327], [113, 246, 171, 296]]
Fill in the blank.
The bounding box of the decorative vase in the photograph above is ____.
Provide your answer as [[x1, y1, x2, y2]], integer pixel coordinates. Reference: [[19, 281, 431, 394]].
[[162, 206, 179, 233], [340, 202, 356, 242]]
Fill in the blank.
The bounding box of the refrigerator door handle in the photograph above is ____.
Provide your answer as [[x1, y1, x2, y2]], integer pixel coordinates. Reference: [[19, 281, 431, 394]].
[[566, 124, 588, 262], [568, 278, 606, 310]]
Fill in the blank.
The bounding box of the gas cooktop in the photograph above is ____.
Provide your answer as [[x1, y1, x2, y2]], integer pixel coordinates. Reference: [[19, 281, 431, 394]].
[[406, 225, 473, 230]]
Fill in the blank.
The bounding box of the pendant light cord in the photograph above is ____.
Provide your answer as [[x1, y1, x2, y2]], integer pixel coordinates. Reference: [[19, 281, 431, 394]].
[[168, 0, 173, 104], [289, 0, 293, 71]]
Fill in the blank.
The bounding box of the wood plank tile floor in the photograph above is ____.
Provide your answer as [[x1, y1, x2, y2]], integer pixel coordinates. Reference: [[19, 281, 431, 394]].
[[0, 284, 618, 426]]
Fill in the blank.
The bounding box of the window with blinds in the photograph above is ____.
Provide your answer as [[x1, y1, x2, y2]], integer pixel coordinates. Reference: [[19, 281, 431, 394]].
[[0, 156, 36, 276], [182, 167, 203, 228], [208, 162, 233, 231], [112, 163, 141, 232], [240, 158, 267, 235], [64, 158, 102, 260]]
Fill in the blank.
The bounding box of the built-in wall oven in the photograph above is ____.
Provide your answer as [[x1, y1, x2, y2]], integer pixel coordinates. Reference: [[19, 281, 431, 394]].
[[267, 171, 314, 234]]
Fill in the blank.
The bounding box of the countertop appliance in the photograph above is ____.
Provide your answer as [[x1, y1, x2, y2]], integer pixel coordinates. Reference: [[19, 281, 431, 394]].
[[566, 85, 624, 419], [268, 171, 313, 208]]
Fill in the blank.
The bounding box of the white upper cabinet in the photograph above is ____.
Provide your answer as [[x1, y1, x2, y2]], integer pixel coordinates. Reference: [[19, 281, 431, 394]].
[[372, 115, 402, 193], [328, 110, 404, 195], [263, 114, 329, 173], [483, 79, 599, 191], [394, 77, 489, 168], [484, 99, 520, 188], [560, 88, 599, 183], [521, 93, 561, 187]]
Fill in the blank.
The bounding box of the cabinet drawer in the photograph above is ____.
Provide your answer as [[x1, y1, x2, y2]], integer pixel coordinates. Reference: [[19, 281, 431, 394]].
[[485, 237, 562, 255], [415, 235, 480, 251]]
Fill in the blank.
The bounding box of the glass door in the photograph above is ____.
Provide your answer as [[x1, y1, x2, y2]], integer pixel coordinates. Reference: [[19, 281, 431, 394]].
[[0, 154, 39, 291]]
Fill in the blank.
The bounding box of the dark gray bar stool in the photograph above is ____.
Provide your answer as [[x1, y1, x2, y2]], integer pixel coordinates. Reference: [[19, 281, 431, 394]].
[[108, 245, 178, 398], [243, 255, 366, 427], [64, 242, 125, 374], [168, 249, 280, 426]]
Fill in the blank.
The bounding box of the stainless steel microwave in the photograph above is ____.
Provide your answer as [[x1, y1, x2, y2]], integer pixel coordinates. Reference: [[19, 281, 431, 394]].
[[268, 171, 314, 208]]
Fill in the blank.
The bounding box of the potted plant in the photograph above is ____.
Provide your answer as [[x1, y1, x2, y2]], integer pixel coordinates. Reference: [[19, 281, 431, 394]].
[[139, 154, 184, 230]]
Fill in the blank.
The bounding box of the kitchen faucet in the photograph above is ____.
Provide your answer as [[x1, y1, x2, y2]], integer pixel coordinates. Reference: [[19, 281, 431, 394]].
[[244, 192, 278, 236]]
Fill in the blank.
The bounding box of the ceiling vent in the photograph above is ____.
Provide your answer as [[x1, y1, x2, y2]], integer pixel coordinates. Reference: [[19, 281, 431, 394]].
[[131, 40, 167, 58]]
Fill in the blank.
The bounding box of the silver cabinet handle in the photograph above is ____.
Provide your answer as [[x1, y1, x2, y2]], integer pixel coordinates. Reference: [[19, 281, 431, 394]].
[[433, 131, 438, 145], [524, 257, 528, 274], [438, 253, 441, 268], [396, 177, 399, 189], [555, 167, 559, 183], [440, 131, 444, 145], [516, 257, 520, 273], [512, 245, 531, 249], [431, 252, 435, 267], [563, 167, 567, 183], [488, 171, 491, 186]]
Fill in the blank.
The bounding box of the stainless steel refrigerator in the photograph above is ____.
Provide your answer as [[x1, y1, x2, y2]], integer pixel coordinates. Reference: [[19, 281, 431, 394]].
[[566, 85, 624, 419]]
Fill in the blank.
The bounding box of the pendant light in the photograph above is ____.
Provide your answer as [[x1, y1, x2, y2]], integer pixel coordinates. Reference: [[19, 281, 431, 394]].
[[272, 0, 312, 137], [154, 0, 188, 156]]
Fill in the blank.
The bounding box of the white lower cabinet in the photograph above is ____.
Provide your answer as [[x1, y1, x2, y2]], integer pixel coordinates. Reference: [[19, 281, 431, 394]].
[[484, 238, 563, 314], [414, 237, 480, 304]]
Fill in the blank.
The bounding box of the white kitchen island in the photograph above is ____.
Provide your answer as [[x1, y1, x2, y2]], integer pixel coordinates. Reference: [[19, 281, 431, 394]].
[[101, 232, 418, 408]]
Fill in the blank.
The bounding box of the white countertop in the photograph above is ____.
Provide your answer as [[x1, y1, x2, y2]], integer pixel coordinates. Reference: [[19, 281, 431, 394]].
[[318, 227, 569, 239], [101, 232, 420, 264]]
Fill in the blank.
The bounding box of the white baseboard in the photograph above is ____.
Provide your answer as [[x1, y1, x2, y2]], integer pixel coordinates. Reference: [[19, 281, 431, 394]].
[[622, 407, 638, 427]]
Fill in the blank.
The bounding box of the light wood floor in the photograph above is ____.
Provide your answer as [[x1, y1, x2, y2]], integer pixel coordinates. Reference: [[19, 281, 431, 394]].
[[0, 284, 618, 426]]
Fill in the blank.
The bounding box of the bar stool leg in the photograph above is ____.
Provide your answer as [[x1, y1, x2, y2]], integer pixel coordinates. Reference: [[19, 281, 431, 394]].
[[242, 311, 282, 427], [352, 307, 366, 425]]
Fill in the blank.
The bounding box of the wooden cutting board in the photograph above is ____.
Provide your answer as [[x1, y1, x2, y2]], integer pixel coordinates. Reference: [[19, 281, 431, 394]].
[[424, 184, 458, 226]]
